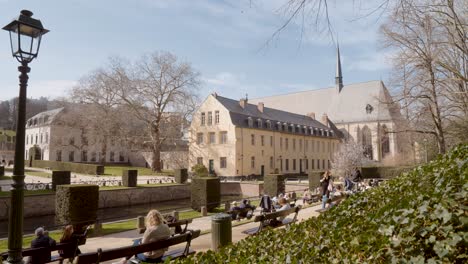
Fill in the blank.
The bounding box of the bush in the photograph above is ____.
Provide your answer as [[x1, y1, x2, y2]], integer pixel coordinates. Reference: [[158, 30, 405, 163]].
[[55, 184, 99, 226], [191, 164, 209, 178], [190, 177, 220, 212], [173, 144, 468, 263], [263, 174, 285, 197], [31, 160, 104, 175], [122, 170, 138, 187], [174, 169, 188, 183], [51, 171, 71, 191]]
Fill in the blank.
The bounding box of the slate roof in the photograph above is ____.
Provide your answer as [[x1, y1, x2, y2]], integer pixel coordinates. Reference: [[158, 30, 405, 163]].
[[27, 107, 64, 127], [214, 95, 338, 137], [249, 80, 398, 124]]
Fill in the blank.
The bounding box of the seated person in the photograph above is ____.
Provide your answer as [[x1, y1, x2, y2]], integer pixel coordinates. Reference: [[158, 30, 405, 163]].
[[344, 177, 354, 191], [276, 198, 292, 224], [229, 201, 242, 220], [328, 185, 344, 208], [59, 225, 86, 259], [302, 189, 312, 204], [283, 192, 291, 201], [119, 210, 170, 264], [238, 199, 255, 219], [29, 227, 56, 264]]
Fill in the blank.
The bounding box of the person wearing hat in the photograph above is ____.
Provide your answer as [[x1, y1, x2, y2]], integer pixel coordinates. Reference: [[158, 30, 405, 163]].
[[29, 227, 56, 264]]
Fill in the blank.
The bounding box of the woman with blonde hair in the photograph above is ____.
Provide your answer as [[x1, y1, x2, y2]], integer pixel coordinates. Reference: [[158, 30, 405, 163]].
[[118, 209, 170, 264]]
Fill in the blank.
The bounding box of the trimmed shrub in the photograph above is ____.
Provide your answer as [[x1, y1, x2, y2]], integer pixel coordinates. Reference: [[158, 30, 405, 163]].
[[263, 174, 285, 197], [191, 164, 209, 178], [55, 184, 99, 226], [361, 166, 414, 179], [173, 144, 468, 263], [30, 160, 104, 175], [122, 170, 138, 187], [0, 166, 4, 176], [174, 169, 188, 184], [191, 177, 220, 212], [308, 171, 323, 190], [52, 171, 71, 191]]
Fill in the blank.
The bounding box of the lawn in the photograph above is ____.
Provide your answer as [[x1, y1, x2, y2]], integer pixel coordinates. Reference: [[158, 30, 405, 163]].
[[103, 166, 174, 176], [4, 167, 51, 178], [0, 189, 55, 197]]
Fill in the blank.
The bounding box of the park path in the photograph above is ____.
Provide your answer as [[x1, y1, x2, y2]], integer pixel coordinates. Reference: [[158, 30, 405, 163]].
[[79, 201, 322, 263]]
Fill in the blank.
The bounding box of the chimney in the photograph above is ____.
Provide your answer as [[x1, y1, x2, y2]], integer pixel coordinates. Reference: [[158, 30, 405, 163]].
[[257, 102, 264, 113], [307, 112, 316, 120], [321, 113, 329, 127], [239, 97, 248, 109]]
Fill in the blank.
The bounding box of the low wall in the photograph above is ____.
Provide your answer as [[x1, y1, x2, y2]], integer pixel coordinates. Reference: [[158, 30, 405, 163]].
[[0, 184, 190, 221], [285, 184, 309, 193], [220, 182, 263, 197]]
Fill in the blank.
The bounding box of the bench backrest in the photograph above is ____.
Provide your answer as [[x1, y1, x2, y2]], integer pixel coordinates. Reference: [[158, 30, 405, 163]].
[[75, 229, 201, 264], [253, 206, 300, 222], [139, 219, 193, 234], [1, 242, 77, 262]]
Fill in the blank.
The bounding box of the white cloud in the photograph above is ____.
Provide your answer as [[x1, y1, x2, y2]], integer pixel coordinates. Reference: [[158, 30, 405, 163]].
[[348, 50, 395, 72]]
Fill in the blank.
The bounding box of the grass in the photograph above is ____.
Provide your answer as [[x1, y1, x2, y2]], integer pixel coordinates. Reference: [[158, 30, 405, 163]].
[[103, 166, 174, 177], [0, 189, 54, 197], [4, 167, 51, 178]]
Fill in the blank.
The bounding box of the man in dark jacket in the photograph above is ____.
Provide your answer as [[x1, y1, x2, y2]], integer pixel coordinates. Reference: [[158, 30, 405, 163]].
[[29, 227, 56, 264]]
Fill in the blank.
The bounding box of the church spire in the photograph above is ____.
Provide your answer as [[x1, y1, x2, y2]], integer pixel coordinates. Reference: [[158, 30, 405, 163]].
[[335, 43, 344, 92]]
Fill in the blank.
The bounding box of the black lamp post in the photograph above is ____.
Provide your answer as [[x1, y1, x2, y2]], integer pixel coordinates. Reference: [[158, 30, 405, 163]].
[[2, 10, 48, 264]]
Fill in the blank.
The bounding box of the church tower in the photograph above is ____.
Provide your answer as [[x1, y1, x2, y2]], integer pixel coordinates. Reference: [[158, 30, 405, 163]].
[[335, 43, 344, 92]]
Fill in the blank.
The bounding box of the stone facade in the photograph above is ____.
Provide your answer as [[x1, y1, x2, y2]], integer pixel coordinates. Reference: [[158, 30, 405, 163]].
[[189, 94, 341, 177]]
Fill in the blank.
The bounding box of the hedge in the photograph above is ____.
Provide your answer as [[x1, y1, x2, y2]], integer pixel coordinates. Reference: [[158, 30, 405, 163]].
[[30, 160, 104, 175], [171, 144, 467, 263], [361, 166, 414, 179]]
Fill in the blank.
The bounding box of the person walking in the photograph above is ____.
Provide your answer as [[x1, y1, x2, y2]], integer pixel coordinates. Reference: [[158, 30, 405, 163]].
[[320, 171, 332, 209]]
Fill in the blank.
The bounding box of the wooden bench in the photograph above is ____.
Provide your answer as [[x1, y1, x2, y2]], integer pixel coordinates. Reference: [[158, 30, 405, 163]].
[[74, 229, 201, 264], [226, 206, 256, 220], [138, 219, 193, 235], [242, 206, 301, 235], [1, 242, 78, 263]]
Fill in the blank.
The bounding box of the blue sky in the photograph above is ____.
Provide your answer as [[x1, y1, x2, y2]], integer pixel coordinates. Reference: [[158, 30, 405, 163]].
[[0, 0, 392, 101]]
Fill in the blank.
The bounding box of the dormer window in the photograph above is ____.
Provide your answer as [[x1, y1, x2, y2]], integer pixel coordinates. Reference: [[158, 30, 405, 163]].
[[277, 122, 282, 131], [247, 117, 253, 127], [283, 123, 288, 131], [291, 125, 295, 133], [266, 120, 272, 129], [257, 119, 262, 128]]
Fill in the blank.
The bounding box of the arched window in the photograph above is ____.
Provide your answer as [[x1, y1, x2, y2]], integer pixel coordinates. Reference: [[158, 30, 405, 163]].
[[381, 125, 390, 158], [362, 126, 373, 160]]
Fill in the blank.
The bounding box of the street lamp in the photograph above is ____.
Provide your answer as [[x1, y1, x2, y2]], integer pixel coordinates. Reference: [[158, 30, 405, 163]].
[[3, 10, 48, 264]]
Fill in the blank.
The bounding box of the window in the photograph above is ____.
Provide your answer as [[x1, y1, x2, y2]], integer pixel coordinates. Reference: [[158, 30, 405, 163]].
[[285, 159, 289, 171], [261, 135, 264, 146], [317, 159, 320, 169], [208, 111, 213, 125], [305, 159, 309, 170], [328, 142, 331, 152], [197, 133, 204, 144], [248, 117, 253, 127], [69, 151, 74, 162], [312, 159, 315, 170], [285, 138, 289, 150], [323, 159, 325, 169], [201, 112, 206, 125], [280, 159, 283, 171], [266, 120, 272, 129], [119, 152, 125, 162], [251, 156, 255, 169], [305, 140, 308, 151], [322, 141, 325, 152], [82, 151, 88, 162], [220, 157, 227, 168], [251, 134, 255, 145], [220, 132, 227, 144], [69, 137, 75, 145], [299, 139, 303, 151], [277, 122, 282, 131], [257, 119, 262, 128], [328, 160, 331, 169], [110, 152, 115, 162], [56, 150, 62, 161], [45, 133, 48, 144], [40, 134, 43, 143], [293, 139, 296, 150], [270, 156, 274, 169], [280, 137, 283, 149], [293, 159, 296, 170], [35, 134, 38, 144], [26, 135, 29, 145], [197, 157, 203, 165], [209, 132, 215, 144], [270, 136, 273, 147], [91, 152, 96, 162], [215, 111, 220, 124]]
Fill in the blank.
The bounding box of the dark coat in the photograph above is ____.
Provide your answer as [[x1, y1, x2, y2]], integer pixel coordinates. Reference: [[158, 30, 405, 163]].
[[320, 177, 330, 196], [29, 235, 56, 264]]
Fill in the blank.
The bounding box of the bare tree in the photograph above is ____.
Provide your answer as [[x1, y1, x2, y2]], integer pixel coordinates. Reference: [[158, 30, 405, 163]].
[[107, 52, 200, 171], [331, 140, 370, 178]]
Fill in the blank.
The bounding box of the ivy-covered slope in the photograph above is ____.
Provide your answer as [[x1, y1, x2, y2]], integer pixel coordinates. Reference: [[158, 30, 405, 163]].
[[172, 145, 467, 264]]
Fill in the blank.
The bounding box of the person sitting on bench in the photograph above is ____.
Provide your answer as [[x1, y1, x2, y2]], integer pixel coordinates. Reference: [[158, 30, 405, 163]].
[[238, 199, 255, 219], [302, 189, 311, 204], [117, 209, 170, 264], [276, 198, 291, 224], [29, 227, 56, 264]]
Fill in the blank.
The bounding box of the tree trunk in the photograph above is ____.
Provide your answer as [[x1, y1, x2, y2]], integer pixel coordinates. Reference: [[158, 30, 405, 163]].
[[151, 147, 161, 172]]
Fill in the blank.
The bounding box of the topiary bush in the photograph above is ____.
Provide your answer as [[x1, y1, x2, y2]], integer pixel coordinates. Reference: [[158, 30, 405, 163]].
[[174, 169, 188, 184], [308, 171, 323, 191], [51, 170, 71, 191], [263, 174, 285, 197], [191, 164, 209, 178], [172, 144, 468, 263], [191, 177, 220, 212], [55, 185, 99, 226], [122, 170, 138, 187]]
